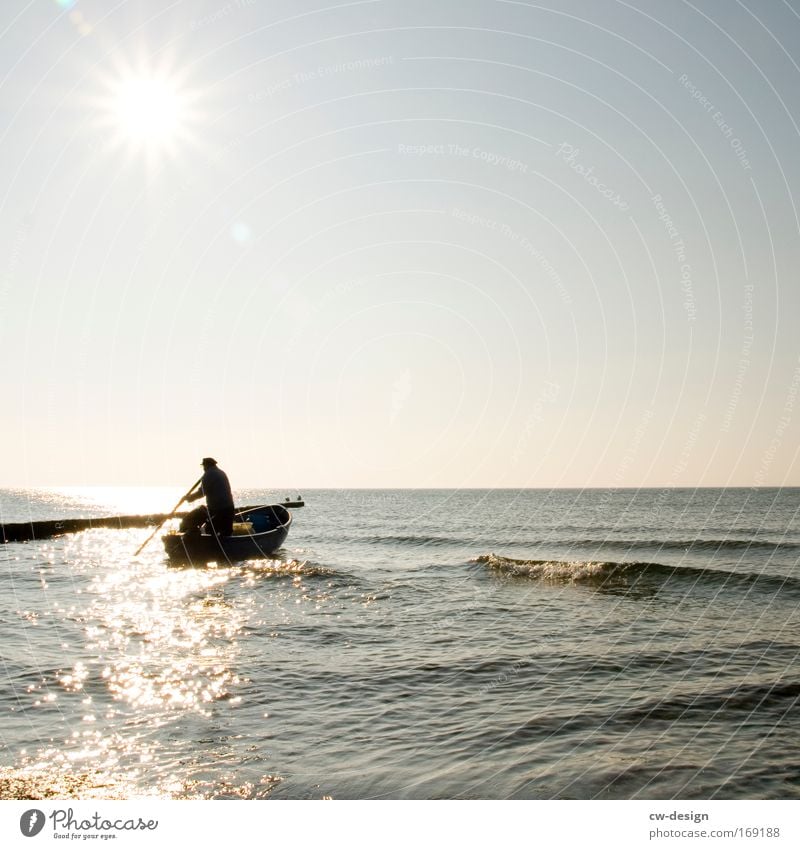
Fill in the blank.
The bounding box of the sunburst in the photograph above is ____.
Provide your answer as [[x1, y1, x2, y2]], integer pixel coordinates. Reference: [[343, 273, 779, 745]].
[[92, 56, 202, 168], [112, 76, 184, 146]]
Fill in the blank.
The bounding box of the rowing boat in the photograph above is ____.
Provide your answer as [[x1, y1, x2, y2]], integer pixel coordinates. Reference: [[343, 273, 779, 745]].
[[162, 504, 293, 563]]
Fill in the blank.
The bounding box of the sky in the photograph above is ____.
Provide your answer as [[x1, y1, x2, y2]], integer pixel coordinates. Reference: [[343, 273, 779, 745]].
[[1, 0, 799, 488]]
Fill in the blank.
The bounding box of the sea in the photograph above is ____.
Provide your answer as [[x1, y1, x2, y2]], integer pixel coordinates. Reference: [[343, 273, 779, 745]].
[[0, 487, 798, 800]]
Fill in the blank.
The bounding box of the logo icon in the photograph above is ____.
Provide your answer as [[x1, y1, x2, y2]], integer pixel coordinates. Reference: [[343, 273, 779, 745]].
[[20, 810, 46, 837]]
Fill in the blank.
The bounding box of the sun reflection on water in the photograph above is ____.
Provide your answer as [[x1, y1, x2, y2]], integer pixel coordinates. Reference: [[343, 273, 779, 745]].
[[3, 528, 272, 798], [87, 543, 242, 717], [54, 486, 185, 516], [3, 523, 338, 799]]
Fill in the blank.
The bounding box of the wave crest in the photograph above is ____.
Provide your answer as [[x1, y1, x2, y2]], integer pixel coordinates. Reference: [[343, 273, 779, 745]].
[[244, 558, 333, 578], [473, 553, 800, 595], [474, 553, 631, 582]]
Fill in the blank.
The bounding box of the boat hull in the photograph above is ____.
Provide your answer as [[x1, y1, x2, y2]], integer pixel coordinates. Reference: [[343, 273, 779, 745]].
[[163, 504, 292, 564]]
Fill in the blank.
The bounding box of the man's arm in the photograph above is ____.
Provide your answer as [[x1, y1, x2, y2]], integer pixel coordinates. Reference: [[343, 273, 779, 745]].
[[185, 483, 204, 503]]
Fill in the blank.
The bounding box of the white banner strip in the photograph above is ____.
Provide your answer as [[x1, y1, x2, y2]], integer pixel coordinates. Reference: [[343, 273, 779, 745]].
[[1, 799, 797, 848]]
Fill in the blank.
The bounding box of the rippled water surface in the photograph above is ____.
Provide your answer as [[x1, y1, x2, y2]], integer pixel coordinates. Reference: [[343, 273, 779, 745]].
[[1, 488, 799, 799]]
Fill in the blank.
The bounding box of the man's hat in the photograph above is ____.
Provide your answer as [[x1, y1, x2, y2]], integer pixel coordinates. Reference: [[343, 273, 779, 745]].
[[201, 457, 218, 466]]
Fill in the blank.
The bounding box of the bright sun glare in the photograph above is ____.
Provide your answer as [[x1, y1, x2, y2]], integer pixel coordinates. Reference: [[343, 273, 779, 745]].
[[112, 77, 183, 145], [95, 63, 198, 163]]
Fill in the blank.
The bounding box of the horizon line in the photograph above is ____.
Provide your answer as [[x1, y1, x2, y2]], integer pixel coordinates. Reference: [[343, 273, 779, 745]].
[[3, 484, 798, 491]]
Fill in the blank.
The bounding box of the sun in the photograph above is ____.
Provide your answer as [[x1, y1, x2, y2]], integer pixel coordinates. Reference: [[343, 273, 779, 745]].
[[92, 60, 200, 165], [112, 76, 183, 146]]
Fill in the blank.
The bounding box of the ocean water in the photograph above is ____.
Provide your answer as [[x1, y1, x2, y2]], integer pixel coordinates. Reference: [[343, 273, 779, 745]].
[[0, 487, 798, 800]]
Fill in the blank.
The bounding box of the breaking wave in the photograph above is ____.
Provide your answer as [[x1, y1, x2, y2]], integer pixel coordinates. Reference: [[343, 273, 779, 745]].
[[473, 553, 800, 594], [242, 558, 335, 578]]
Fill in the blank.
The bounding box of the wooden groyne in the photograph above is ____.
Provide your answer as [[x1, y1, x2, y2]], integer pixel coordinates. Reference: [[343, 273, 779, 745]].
[[0, 512, 188, 543], [1, 501, 304, 543]]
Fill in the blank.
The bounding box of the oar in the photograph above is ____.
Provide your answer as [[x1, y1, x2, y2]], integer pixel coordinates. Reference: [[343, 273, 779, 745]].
[[134, 477, 202, 556]]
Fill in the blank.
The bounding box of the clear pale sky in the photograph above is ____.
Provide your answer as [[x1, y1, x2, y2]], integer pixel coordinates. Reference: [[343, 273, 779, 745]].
[[1, 0, 799, 488]]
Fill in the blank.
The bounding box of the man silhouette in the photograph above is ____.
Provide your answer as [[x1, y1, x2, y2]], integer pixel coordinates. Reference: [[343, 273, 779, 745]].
[[180, 458, 235, 537]]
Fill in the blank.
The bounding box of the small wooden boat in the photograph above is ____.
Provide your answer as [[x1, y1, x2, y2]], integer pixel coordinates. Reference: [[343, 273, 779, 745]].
[[162, 504, 293, 563]]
